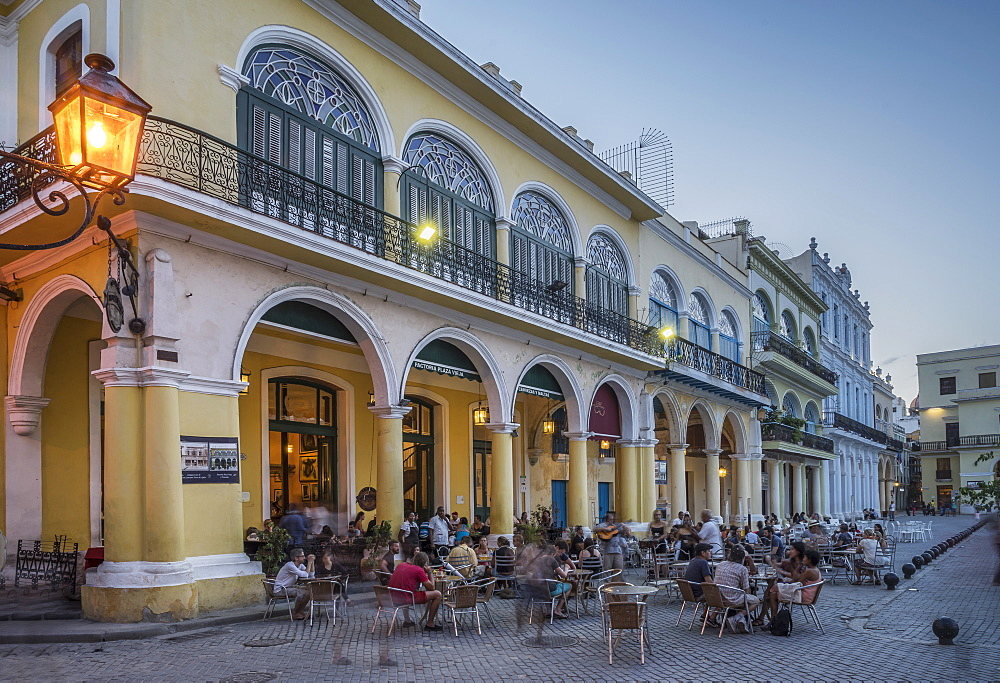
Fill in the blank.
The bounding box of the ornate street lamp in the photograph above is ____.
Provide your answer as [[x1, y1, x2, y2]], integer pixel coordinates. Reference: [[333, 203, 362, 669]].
[[0, 53, 151, 334]]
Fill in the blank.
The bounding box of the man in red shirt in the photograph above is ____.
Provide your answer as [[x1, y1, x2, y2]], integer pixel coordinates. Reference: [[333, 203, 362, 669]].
[[388, 551, 443, 631]]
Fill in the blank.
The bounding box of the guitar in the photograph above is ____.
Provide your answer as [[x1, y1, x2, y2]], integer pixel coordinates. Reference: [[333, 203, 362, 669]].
[[594, 526, 619, 541]]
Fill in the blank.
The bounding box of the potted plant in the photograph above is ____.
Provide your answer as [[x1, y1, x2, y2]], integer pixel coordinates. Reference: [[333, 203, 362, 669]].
[[257, 525, 291, 577], [360, 520, 394, 580]]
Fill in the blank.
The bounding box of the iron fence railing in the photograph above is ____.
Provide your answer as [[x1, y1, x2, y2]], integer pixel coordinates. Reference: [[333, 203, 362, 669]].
[[824, 412, 889, 445], [752, 331, 838, 385], [669, 337, 766, 395], [761, 422, 835, 453]]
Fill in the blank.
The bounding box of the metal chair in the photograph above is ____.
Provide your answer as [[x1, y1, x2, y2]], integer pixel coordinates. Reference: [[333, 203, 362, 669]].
[[581, 568, 621, 615], [779, 580, 825, 633], [306, 578, 340, 626], [261, 579, 294, 621], [493, 553, 518, 594], [469, 577, 498, 627], [699, 583, 754, 638], [674, 579, 705, 630], [371, 585, 421, 636], [528, 578, 566, 625], [442, 584, 482, 635], [606, 601, 650, 664], [373, 570, 392, 586]]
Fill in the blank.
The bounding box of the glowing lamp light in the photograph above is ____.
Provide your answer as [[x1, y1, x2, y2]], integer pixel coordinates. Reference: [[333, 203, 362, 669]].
[[719, 466, 728, 478], [473, 404, 490, 425], [600, 439, 611, 450], [659, 326, 675, 340], [239, 370, 251, 395], [48, 53, 151, 190], [417, 224, 436, 242], [368, 390, 376, 406], [542, 418, 556, 435], [286, 443, 293, 454]]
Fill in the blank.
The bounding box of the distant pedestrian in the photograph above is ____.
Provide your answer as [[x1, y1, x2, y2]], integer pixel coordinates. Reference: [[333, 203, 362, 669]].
[[888, 502, 895, 521]]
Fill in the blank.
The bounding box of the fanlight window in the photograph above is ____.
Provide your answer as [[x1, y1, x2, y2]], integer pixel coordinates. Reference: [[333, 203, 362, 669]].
[[649, 271, 679, 332], [687, 293, 711, 350], [511, 191, 574, 296], [804, 327, 816, 355], [753, 292, 770, 324], [780, 311, 797, 342], [804, 404, 819, 433], [718, 310, 739, 362], [782, 394, 798, 418], [244, 47, 379, 150], [586, 233, 628, 315], [402, 134, 493, 211]]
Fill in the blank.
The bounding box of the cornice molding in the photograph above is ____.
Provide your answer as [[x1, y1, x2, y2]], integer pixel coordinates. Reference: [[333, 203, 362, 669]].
[[369, 404, 412, 419], [644, 219, 751, 300], [0, 0, 41, 46], [217, 64, 249, 92]]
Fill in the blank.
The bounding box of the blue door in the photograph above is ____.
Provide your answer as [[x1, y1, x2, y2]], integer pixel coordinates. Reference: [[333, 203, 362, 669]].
[[598, 482, 611, 523], [551, 480, 567, 529]]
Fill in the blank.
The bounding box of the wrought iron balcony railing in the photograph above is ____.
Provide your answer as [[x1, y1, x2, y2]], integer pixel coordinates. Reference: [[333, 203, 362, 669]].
[[751, 331, 838, 385], [824, 412, 889, 445], [668, 337, 766, 395], [761, 422, 834, 453]]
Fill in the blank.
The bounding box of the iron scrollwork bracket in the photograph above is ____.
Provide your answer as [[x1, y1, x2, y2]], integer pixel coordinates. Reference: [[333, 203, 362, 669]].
[[0, 150, 145, 334]]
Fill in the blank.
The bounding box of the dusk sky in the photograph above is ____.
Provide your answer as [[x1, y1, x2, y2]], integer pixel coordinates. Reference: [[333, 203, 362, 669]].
[[420, 0, 1000, 405]]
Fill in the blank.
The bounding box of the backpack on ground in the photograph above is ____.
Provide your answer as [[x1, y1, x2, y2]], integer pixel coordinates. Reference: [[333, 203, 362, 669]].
[[771, 604, 792, 636]]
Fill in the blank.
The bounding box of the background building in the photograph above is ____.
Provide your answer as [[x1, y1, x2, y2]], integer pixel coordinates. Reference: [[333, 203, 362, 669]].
[[915, 344, 1000, 513]]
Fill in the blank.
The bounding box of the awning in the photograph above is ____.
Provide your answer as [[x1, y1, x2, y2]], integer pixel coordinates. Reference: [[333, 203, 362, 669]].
[[517, 365, 563, 399], [588, 384, 621, 439], [412, 340, 480, 381], [260, 301, 357, 343]]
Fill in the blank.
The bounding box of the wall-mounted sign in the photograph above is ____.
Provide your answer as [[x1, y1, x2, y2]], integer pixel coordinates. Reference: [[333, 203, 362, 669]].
[[966, 480, 984, 490], [761, 472, 770, 490], [655, 461, 667, 485], [181, 436, 240, 484]]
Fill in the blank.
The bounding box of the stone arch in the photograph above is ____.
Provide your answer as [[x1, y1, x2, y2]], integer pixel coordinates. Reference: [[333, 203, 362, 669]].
[[688, 287, 717, 328], [512, 354, 586, 433], [587, 373, 638, 440], [763, 380, 779, 408], [685, 400, 720, 451], [401, 328, 510, 423], [650, 389, 682, 444], [650, 265, 684, 306], [10, 274, 104, 398], [719, 305, 742, 341], [586, 225, 637, 288], [509, 181, 583, 257], [232, 285, 398, 405], [753, 289, 774, 323], [400, 119, 506, 219], [721, 409, 748, 455], [781, 391, 802, 418], [235, 25, 396, 156]]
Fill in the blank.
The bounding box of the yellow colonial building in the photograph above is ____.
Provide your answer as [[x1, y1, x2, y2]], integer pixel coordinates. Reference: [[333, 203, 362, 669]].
[[0, 0, 768, 622], [916, 344, 1000, 512]]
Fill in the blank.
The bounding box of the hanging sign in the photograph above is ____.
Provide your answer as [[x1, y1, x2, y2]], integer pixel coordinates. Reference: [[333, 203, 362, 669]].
[[180, 436, 240, 483], [655, 461, 668, 485]]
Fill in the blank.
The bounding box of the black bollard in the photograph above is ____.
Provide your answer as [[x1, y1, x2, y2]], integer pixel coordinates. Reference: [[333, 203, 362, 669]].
[[883, 572, 899, 590], [901, 563, 915, 579], [922, 552, 932, 565], [912, 555, 923, 569], [932, 617, 959, 645]]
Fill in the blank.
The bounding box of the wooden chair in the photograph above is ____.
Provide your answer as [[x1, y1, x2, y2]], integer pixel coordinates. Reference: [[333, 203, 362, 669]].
[[606, 601, 650, 664], [306, 578, 341, 626], [674, 579, 705, 630], [699, 583, 754, 638], [442, 584, 482, 636], [261, 579, 295, 621], [469, 577, 498, 627]]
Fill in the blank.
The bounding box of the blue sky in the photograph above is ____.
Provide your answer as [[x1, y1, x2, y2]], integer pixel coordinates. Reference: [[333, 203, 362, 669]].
[[419, 0, 1000, 404]]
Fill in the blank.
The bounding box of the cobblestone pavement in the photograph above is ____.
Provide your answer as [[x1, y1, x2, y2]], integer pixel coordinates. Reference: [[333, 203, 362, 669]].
[[1, 515, 998, 682]]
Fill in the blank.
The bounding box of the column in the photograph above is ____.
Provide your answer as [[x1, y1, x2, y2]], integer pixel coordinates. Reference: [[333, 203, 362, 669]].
[[382, 158, 403, 216], [573, 258, 587, 301], [371, 405, 411, 534], [809, 465, 821, 518], [772, 462, 785, 521], [704, 449, 722, 519], [628, 286, 641, 321], [668, 444, 688, 520], [790, 462, 803, 514], [565, 432, 593, 528], [733, 454, 752, 524], [615, 440, 640, 522], [495, 219, 513, 267], [749, 457, 763, 520], [93, 374, 143, 562], [143, 377, 186, 563], [486, 422, 518, 537], [820, 462, 830, 518], [638, 440, 657, 519]]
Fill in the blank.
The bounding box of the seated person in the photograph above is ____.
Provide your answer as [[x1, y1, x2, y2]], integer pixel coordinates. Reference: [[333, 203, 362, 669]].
[[713, 545, 761, 623], [470, 515, 489, 540], [763, 544, 820, 626], [524, 543, 571, 618], [683, 543, 714, 599], [380, 540, 402, 574], [744, 527, 761, 546], [274, 548, 315, 620], [454, 518, 472, 544], [832, 524, 854, 548], [577, 538, 603, 574], [346, 521, 362, 539], [314, 525, 334, 541], [569, 526, 586, 558], [493, 536, 516, 581], [388, 551, 443, 630], [855, 528, 885, 583], [315, 548, 351, 604], [475, 537, 491, 561], [446, 536, 485, 578]]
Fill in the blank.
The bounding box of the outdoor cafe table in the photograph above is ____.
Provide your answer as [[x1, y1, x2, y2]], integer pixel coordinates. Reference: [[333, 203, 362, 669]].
[[433, 574, 464, 596], [568, 569, 592, 616], [601, 585, 658, 602]]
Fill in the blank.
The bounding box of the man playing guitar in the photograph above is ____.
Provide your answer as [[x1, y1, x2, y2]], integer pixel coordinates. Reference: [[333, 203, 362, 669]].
[[594, 511, 631, 571]]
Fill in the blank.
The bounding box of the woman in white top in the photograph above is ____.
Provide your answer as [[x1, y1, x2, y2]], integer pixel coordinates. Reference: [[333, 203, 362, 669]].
[[854, 528, 884, 584]]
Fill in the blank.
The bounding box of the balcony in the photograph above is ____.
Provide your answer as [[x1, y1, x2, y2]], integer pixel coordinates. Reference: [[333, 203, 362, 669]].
[[957, 434, 1000, 448], [915, 440, 949, 453], [752, 331, 838, 385], [4, 119, 660, 354], [824, 412, 889, 445], [761, 422, 834, 453], [935, 470, 952, 481], [666, 337, 766, 396]]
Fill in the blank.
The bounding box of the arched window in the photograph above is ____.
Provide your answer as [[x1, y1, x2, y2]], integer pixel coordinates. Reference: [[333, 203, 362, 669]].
[[833, 303, 840, 339], [239, 45, 382, 208], [752, 291, 771, 351], [54, 28, 82, 96], [782, 393, 798, 418], [780, 310, 797, 342], [804, 403, 819, 434], [687, 293, 711, 350], [718, 309, 740, 362], [803, 327, 817, 355], [648, 271, 679, 333], [402, 133, 495, 258], [586, 232, 628, 315], [510, 191, 573, 292]]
